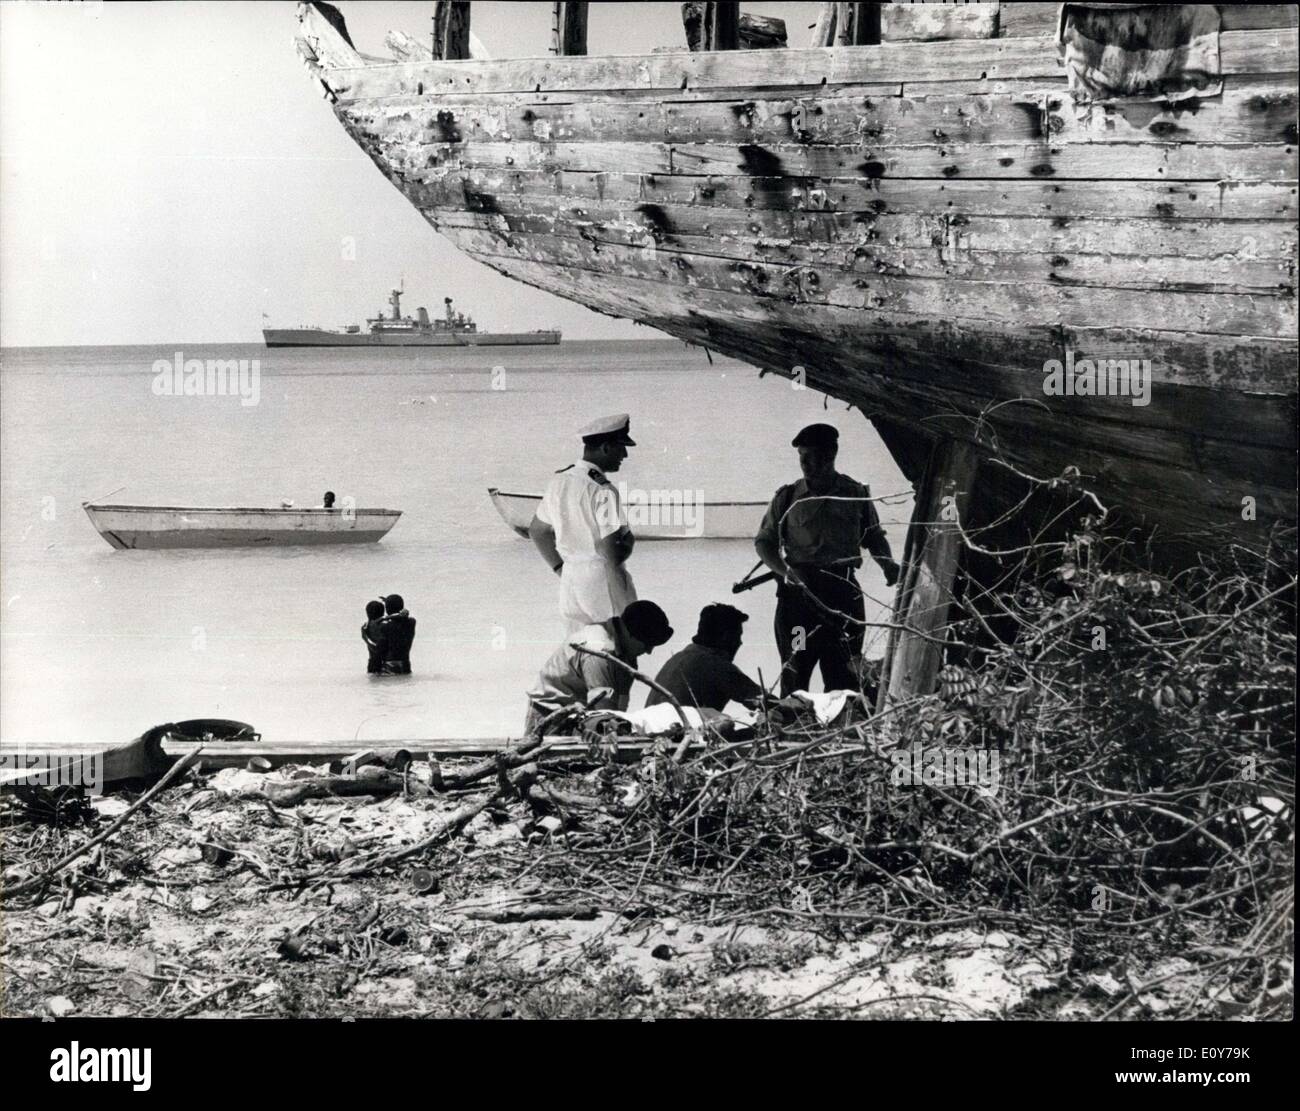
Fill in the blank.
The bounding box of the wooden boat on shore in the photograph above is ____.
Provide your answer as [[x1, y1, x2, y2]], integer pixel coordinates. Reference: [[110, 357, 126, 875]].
[[0, 720, 259, 790], [84, 503, 402, 549], [488, 486, 765, 540], [295, 2, 1297, 549]]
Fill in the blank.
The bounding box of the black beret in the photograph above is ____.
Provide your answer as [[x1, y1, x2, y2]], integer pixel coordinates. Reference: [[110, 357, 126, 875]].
[[791, 423, 839, 449]]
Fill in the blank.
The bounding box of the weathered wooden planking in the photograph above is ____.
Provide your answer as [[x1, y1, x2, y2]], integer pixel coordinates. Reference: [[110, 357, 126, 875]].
[[994, 1, 1061, 40], [1217, 5, 1300, 32], [317, 29, 1297, 102], [447, 224, 1296, 337], [405, 167, 1300, 221], [428, 195, 1298, 261], [399, 137, 1298, 185], [884, 3, 999, 42], [438, 246, 1298, 394], [385, 29, 434, 63], [433, 206, 1294, 299], [348, 85, 1299, 150]]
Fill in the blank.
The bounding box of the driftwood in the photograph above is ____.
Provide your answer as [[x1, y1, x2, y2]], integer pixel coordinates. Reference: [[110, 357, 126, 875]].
[[459, 902, 599, 923], [337, 748, 413, 775], [263, 769, 428, 808], [428, 735, 546, 791], [508, 761, 623, 817]]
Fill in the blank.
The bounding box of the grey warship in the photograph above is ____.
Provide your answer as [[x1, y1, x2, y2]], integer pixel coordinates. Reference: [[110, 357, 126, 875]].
[[263, 285, 561, 347]]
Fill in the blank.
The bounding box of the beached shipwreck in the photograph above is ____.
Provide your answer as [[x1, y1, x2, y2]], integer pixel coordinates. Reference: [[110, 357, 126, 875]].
[[294, 1, 1297, 695]]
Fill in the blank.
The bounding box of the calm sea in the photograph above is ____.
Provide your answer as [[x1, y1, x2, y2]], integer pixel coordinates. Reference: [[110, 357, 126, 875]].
[[0, 340, 911, 744]]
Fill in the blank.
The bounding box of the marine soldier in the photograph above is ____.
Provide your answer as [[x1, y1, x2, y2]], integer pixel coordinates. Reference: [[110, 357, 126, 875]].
[[755, 423, 901, 697], [529, 414, 638, 633]]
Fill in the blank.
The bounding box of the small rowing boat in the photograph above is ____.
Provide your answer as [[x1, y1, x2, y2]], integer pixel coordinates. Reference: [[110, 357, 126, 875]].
[[488, 487, 765, 541], [84, 504, 401, 549]]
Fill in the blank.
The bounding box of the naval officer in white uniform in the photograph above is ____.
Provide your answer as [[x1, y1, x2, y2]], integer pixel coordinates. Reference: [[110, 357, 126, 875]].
[[528, 414, 638, 633]]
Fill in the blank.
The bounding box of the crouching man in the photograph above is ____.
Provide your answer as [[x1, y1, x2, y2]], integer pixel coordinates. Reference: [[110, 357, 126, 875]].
[[524, 600, 674, 734], [647, 603, 763, 713]]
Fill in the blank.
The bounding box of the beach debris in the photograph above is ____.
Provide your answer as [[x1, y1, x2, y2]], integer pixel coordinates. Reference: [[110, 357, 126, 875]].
[[457, 900, 598, 924], [3, 748, 204, 902], [409, 867, 440, 895], [340, 748, 413, 775], [200, 834, 234, 867], [8, 784, 95, 828], [276, 931, 312, 962], [121, 952, 160, 1002], [262, 769, 427, 808]]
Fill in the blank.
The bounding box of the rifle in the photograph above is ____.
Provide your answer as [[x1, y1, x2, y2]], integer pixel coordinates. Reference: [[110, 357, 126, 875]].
[[732, 562, 778, 594]]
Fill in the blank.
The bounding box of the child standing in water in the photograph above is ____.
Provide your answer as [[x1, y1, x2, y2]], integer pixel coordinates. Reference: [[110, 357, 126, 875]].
[[362, 599, 387, 675]]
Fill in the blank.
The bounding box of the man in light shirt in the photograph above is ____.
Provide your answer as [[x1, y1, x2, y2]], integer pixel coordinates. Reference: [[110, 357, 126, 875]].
[[524, 600, 674, 734], [529, 414, 638, 633]]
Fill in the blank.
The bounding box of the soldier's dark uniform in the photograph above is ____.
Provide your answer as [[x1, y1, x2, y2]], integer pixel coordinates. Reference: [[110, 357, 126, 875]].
[[756, 426, 894, 696]]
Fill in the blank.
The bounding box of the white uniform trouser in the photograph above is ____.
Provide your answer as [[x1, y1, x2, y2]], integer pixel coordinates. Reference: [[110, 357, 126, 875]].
[[559, 557, 636, 634]]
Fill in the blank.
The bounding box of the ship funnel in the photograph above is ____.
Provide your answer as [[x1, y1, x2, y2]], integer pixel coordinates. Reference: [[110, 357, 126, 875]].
[[417, 306, 430, 327]]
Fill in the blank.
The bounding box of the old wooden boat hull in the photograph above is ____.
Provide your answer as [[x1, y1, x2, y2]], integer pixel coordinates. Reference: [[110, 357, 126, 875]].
[[297, 4, 1298, 546], [488, 486, 765, 540], [84, 504, 401, 549], [0, 720, 259, 790]]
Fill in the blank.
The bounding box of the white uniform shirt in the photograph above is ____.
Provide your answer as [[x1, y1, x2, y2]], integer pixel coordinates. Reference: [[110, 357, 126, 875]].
[[536, 460, 636, 631]]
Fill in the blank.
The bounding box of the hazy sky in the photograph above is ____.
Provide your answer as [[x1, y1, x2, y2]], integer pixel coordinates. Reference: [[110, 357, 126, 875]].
[[1, 1, 819, 346]]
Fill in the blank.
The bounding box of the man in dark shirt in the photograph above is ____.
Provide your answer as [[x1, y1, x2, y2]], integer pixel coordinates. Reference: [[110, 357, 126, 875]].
[[648, 603, 763, 712], [362, 599, 387, 675], [755, 424, 900, 696], [380, 593, 416, 675]]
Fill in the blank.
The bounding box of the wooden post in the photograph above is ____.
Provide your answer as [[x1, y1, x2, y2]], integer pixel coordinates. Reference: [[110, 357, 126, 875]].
[[858, 2, 883, 46], [810, 2, 838, 46], [705, 1, 740, 50], [836, 3, 884, 46], [878, 438, 979, 712], [550, 2, 588, 56], [432, 0, 471, 60], [686, 3, 787, 50]]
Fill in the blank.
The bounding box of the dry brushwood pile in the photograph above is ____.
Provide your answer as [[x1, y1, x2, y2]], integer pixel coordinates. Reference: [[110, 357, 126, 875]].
[[2, 529, 1293, 1020]]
